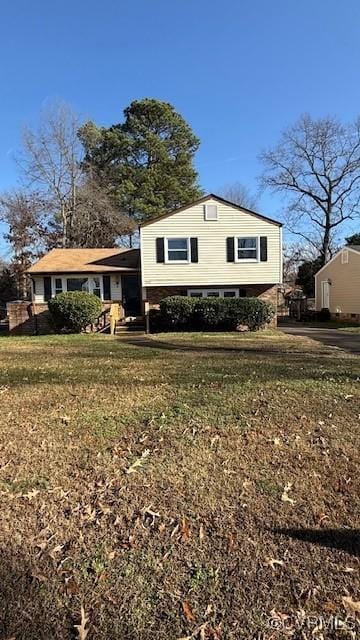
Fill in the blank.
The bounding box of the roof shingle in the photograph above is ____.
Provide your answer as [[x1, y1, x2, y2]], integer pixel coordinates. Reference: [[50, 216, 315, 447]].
[[28, 248, 140, 274]]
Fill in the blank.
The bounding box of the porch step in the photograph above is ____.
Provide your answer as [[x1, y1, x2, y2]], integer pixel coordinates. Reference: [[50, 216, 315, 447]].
[[114, 322, 145, 335]]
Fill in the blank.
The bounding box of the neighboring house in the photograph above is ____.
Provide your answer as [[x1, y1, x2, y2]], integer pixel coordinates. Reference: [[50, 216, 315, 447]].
[[8, 194, 283, 333], [315, 245, 360, 322]]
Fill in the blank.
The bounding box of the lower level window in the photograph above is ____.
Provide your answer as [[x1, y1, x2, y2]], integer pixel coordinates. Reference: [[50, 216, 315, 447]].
[[188, 288, 239, 298]]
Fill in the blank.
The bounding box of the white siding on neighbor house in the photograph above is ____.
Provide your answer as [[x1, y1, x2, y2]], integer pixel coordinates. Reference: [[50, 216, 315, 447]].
[[315, 248, 360, 313], [140, 198, 282, 287], [32, 273, 122, 303]]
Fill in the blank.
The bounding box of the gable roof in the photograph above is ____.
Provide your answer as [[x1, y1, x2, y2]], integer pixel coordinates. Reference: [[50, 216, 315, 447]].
[[139, 193, 282, 228], [28, 248, 140, 274], [315, 245, 360, 277]]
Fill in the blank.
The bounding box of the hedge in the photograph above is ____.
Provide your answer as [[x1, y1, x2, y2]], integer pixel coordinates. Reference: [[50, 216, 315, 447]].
[[156, 295, 275, 332], [48, 291, 103, 333]]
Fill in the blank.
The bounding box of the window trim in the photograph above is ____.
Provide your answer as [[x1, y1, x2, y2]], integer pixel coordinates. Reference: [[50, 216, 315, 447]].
[[165, 237, 191, 264], [235, 236, 259, 263], [341, 249, 349, 264], [187, 288, 239, 298], [51, 275, 104, 300], [204, 204, 218, 221]]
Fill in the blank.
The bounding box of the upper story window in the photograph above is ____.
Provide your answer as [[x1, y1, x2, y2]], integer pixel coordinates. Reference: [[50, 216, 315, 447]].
[[165, 237, 190, 262], [341, 250, 349, 264], [236, 236, 258, 261], [204, 204, 218, 221]]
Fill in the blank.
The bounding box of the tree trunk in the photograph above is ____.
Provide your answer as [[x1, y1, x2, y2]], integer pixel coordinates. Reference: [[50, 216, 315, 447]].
[[321, 202, 332, 265]]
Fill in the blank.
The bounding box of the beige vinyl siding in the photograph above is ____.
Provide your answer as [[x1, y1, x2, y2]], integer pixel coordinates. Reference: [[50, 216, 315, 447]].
[[315, 249, 360, 313], [32, 273, 122, 303], [140, 198, 282, 287]]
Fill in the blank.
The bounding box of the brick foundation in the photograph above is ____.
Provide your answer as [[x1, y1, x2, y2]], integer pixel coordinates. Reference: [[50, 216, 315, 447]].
[[331, 312, 360, 324], [7, 301, 113, 335], [145, 284, 279, 327], [7, 301, 51, 335]]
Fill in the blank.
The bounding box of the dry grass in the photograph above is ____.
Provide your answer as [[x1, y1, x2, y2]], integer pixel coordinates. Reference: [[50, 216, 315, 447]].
[[0, 331, 359, 639]]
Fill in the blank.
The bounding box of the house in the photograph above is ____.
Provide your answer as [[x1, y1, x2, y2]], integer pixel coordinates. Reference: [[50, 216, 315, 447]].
[[140, 194, 282, 310], [8, 194, 283, 333], [315, 245, 360, 323]]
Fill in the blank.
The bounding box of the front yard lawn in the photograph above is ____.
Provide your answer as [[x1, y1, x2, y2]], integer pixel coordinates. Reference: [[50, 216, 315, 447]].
[[0, 331, 359, 639]]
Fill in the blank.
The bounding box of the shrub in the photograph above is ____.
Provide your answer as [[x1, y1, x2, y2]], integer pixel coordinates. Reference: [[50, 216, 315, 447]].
[[48, 291, 103, 333], [317, 307, 331, 322], [159, 296, 197, 329], [157, 296, 275, 332]]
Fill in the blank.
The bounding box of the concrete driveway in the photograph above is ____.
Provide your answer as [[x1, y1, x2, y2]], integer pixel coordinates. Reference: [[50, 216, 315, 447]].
[[280, 325, 360, 354]]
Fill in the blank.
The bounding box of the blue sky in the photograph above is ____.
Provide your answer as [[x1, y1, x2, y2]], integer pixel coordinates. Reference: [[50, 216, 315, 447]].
[[1, 0, 360, 258]]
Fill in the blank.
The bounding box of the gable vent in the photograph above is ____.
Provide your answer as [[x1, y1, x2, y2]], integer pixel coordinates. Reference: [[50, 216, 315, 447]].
[[204, 204, 218, 221]]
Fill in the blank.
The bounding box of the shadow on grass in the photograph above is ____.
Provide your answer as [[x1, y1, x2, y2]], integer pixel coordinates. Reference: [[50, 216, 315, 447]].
[[119, 335, 339, 357], [273, 527, 360, 557], [0, 547, 71, 639], [0, 343, 359, 388]]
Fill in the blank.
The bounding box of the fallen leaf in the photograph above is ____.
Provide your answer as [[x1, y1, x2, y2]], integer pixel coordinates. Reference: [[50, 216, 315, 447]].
[[281, 482, 296, 505], [182, 600, 195, 622], [342, 596, 360, 615], [273, 437, 282, 446], [264, 557, 284, 570], [74, 606, 89, 640], [125, 449, 150, 474], [64, 576, 80, 595], [180, 518, 190, 541], [341, 567, 357, 574], [49, 544, 64, 560], [199, 524, 205, 544]]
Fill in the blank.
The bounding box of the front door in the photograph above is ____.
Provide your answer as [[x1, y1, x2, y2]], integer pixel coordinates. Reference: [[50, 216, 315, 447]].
[[321, 281, 330, 309], [122, 274, 141, 317]]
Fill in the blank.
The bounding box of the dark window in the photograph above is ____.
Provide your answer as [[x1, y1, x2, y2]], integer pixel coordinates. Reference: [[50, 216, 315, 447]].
[[167, 238, 189, 262], [67, 277, 88, 292], [237, 237, 257, 260], [239, 289, 247, 297], [224, 291, 236, 297]]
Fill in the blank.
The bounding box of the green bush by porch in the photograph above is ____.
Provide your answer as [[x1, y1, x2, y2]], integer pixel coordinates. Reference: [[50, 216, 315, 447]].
[[48, 291, 103, 333], [157, 295, 275, 331]]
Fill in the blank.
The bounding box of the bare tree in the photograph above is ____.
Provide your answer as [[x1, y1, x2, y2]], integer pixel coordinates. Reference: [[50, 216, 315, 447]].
[[260, 114, 360, 265], [0, 190, 49, 298], [219, 181, 258, 210], [18, 101, 83, 247], [71, 179, 136, 247]]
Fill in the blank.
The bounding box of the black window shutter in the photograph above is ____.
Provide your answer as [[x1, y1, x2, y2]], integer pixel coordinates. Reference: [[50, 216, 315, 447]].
[[44, 276, 52, 301], [226, 237, 235, 262], [156, 238, 165, 263], [103, 275, 111, 300], [260, 237, 268, 261], [190, 237, 198, 263]]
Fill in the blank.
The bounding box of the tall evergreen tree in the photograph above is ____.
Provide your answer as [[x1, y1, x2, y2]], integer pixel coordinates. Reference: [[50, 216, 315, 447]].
[[79, 99, 202, 223]]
